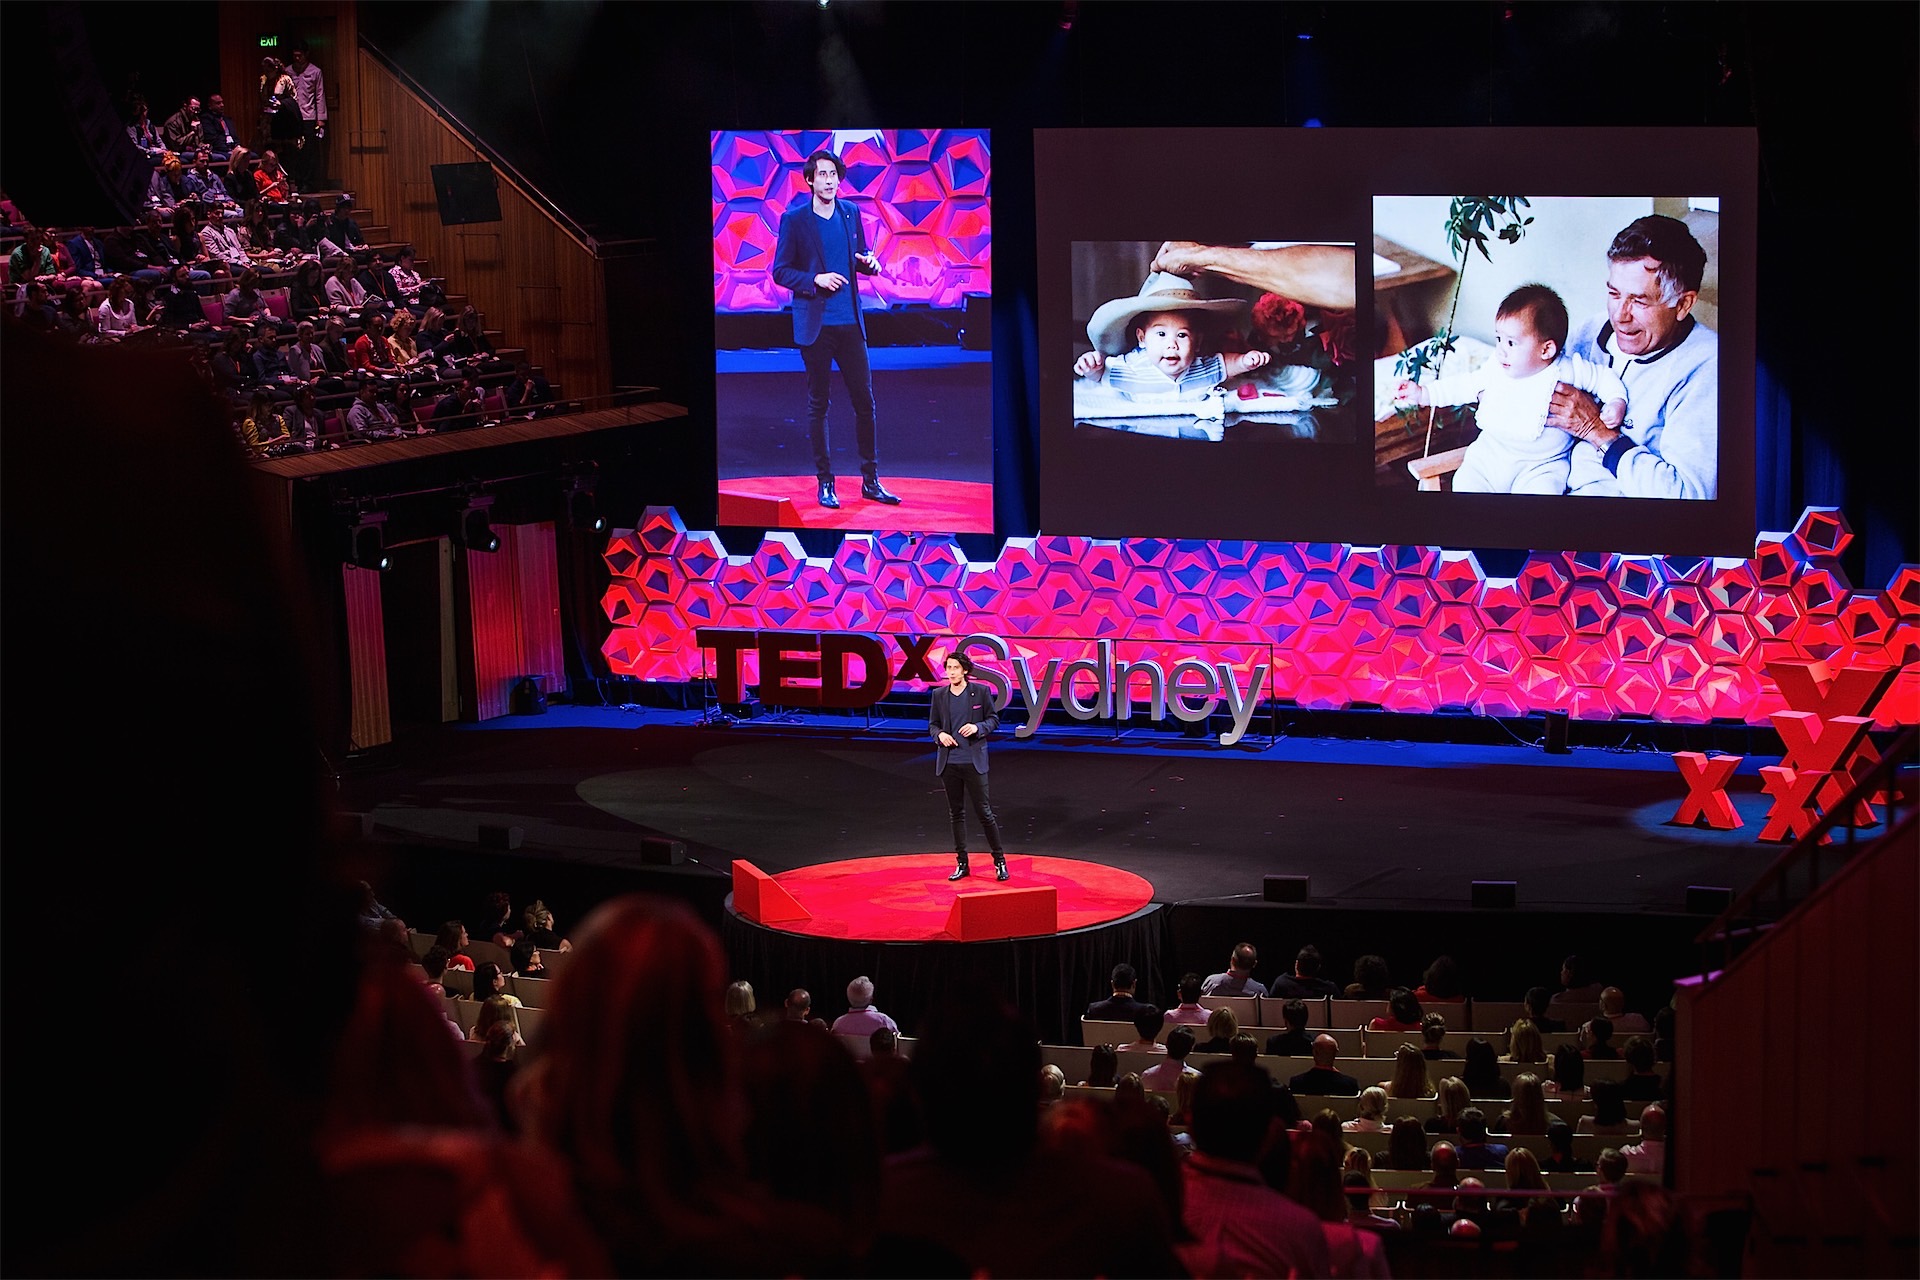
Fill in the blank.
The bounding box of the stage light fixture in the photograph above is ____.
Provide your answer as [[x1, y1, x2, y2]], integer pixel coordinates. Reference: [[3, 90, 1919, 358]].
[[343, 510, 390, 572], [564, 476, 605, 533], [458, 495, 499, 553]]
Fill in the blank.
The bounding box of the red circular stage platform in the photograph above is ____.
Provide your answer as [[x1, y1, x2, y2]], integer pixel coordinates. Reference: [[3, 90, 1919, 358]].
[[749, 854, 1154, 942]]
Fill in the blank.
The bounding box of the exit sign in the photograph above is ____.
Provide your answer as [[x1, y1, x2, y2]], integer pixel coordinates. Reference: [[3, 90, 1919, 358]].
[[258, 34, 279, 48]]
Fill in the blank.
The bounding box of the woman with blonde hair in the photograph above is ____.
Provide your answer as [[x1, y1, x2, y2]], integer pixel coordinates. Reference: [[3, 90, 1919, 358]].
[[1380, 1043, 1434, 1100], [1343, 1086, 1390, 1133], [1195, 1005, 1238, 1054], [1506, 1018, 1546, 1064], [1424, 1075, 1470, 1135], [724, 979, 757, 1035], [1496, 1072, 1551, 1136]]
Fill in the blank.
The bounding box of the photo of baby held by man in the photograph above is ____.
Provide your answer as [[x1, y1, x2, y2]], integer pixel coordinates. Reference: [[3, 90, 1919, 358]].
[[1374, 196, 1720, 499], [1068, 239, 1360, 444]]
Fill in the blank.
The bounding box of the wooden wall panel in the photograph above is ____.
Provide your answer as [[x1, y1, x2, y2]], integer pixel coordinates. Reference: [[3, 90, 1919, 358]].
[[341, 562, 391, 749], [344, 52, 609, 402]]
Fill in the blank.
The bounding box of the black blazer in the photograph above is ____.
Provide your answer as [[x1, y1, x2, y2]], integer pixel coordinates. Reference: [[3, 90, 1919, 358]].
[[929, 680, 997, 774], [771, 198, 875, 346]]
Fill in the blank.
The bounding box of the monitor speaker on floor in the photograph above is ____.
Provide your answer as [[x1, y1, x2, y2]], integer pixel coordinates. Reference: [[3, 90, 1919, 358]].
[[1687, 884, 1734, 915], [641, 836, 687, 866], [1263, 874, 1309, 903], [478, 823, 524, 851], [1542, 710, 1571, 754], [1471, 879, 1517, 909]]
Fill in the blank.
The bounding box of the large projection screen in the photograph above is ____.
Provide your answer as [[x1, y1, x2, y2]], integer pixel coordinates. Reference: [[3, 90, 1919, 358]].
[[1036, 127, 1757, 556], [713, 128, 993, 533]]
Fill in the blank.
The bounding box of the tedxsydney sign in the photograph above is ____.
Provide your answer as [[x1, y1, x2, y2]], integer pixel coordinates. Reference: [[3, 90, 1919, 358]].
[[695, 628, 1271, 746]]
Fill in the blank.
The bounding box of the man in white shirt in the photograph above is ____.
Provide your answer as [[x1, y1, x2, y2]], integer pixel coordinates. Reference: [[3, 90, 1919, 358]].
[[287, 43, 328, 190], [1140, 1025, 1199, 1092], [828, 975, 899, 1037], [1620, 1103, 1667, 1177]]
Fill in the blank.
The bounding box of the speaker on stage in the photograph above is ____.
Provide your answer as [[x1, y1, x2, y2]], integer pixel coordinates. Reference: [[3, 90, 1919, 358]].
[[1471, 880, 1517, 909], [641, 836, 687, 865], [478, 823, 524, 851], [1264, 874, 1309, 903], [1542, 710, 1571, 754], [1687, 884, 1734, 915]]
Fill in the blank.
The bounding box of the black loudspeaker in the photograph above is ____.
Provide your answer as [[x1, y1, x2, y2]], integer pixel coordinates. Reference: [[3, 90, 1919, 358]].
[[329, 811, 374, 843], [1687, 884, 1734, 915], [641, 836, 687, 866], [478, 823, 524, 851], [510, 676, 548, 716], [1264, 874, 1309, 902], [1542, 710, 1571, 754], [960, 292, 992, 351], [1472, 880, 1517, 909], [430, 161, 502, 225]]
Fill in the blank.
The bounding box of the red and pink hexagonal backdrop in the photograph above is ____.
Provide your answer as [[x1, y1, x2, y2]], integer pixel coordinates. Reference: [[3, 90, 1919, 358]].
[[601, 508, 1918, 728]]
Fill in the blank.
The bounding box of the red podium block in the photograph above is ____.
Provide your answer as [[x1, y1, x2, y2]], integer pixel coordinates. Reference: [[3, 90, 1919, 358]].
[[732, 859, 810, 924], [945, 884, 1057, 941]]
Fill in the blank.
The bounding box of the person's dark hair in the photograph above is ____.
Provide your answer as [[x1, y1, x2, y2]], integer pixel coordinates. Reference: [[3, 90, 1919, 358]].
[[1388, 1115, 1429, 1170], [1178, 972, 1202, 1004], [1165, 1025, 1195, 1062], [1607, 214, 1709, 299], [1189, 1061, 1273, 1163], [1462, 1038, 1503, 1094], [1343, 1169, 1378, 1216], [1547, 1121, 1575, 1160], [803, 149, 845, 183], [1561, 955, 1589, 988], [1389, 988, 1422, 1026], [509, 939, 540, 974], [1457, 1106, 1488, 1143], [1422, 1012, 1448, 1045], [421, 944, 451, 983], [1283, 999, 1309, 1031], [1294, 945, 1323, 977], [1623, 1035, 1656, 1073], [1525, 985, 1553, 1018], [1230, 942, 1258, 974], [1420, 956, 1462, 1001], [1352, 954, 1391, 997], [1497, 282, 1571, 353], [473, 961, 506, 999], [1590, 1078, 1628, 1127], [1131, 1005, 1163, 1042], [1109, 962, 1135, 990], [738, 1019, 880, 1224], [870, 1026, 897, 1056], [1552, 1043, 1586, 1092], [1087, 1043, 1118, 1088], [1588, 1016, 1615, 1047], [435, 920, 466, 953], [1228, 1032, 1259, 1067]]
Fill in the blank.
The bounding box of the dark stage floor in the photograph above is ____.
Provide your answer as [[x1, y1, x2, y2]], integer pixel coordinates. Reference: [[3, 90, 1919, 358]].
[[340, 703, 1788, 917]]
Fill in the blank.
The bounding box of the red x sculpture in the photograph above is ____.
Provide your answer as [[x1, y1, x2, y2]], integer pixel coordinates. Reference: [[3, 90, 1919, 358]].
[[1670, 752, 1743, 829], [1757, 765, 1830, 844], [1765, 659, 1896, 825]]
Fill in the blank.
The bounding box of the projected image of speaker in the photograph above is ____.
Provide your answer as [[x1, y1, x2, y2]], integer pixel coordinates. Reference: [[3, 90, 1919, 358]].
[[431, 162, 502, 226]]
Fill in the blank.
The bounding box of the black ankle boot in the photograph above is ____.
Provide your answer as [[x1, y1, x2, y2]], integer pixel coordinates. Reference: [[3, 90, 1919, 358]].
[[948, 857, 970, 882]]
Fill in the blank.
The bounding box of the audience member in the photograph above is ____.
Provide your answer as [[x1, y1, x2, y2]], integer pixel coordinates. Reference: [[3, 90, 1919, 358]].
[[1381, 1042, 1435, 1099], [287, 43, 329, 190], [1345, 954, 1393, 1001], [1087, 962, 1148, 1020], [430, 374, 485, 428], [238, 389, 289, 455], [505, 358, 555, 416], [161, 95, 204, 153], [1368, 987, 1423, 1034], [94, 276, 143, 339], [1619, 1103, 1667, 1177], [1039, 1063, 1067, 1106], [1545, 1042, 1589, 1101], [1454, 1107, 1509, 1170], [1201, 942, 1266, 997], [1269, 944, 1340, 998], [1557, 954, 1604, 1004], [222, 148, 259, 207], [1422, 1011, 1459, 1060], [1619, 1036, 1665, 1101], [1540, 1120, 1588, 1174], [468, 994, 524, 1047], [829, 975, 900, 1037], [1582, 1015, 1621, 1060], [314, 195, 365, 256], [1506, 1018, 1546, 1064], [473, 1019, 521, 1131], [1080, 1042, 1119, 1088], [1344, 1086, 1390, 1133], [1289, 1130, 1392, 1277], [1178, 1061, 1331, 1278], [509, 940, 546, 979], [64, 225, 115, 284], [1525, 984, 1567, 1033], [1497, 1072, 1551, 1136], [1288, 1034, 1360, 1096], [202, 93, 241, 160], [1121, 1004, 1167, 1054], [521, 900, 572, 951], [1387, 1115, 1430, 1170], [1264, 997, 1315, 1057], [1461, 1036, 1511, 1099], [1141, 1025, 1198, 1091], [1195, 1005, 1238, 1055], [346, 382, 405, 441], [724, 979, 758, 1035], [782, 988, 828, 1029], [1426, 1075, 1471, 1135], [1577, 1080, 1640, 1136], [1416, 955, 1466, 1003]]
